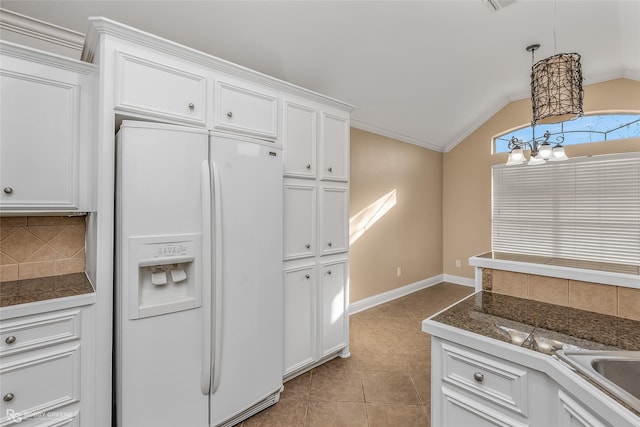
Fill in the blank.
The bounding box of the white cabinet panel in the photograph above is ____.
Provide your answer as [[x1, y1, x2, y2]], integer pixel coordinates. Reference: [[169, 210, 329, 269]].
[[214, 81, 277, 140], [442, 387, 528, 427], [116, 51, 207, 126], [558, 390, 608, 427], [283, 266, 316, 376], [320, 187, 348, 255], [320, 112, 349, 182], [283, 101, 317, 178], [319, 261, 347, 357], [284, 185, 316, 260], [0, 43, 93, 211], [0, 310, 81, 356]]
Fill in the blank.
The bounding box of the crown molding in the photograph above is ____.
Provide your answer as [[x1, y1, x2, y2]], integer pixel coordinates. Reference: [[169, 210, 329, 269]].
[[350, 119, 444, 152], [0, 8, 84, 52]]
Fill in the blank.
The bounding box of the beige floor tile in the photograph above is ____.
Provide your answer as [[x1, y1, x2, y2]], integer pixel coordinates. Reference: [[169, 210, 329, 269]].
[[357, 349, 407, 372], [309, 369, 364, 402], [366, 403, 429, 427], [241, 400, 307, 427], [281, 372, 311, 401], [362, 371, 421, 404], [307, 401, 368, 427]]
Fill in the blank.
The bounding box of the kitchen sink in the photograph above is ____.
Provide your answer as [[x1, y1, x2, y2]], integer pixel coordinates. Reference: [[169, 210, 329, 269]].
[[556, 351, 640, 412]]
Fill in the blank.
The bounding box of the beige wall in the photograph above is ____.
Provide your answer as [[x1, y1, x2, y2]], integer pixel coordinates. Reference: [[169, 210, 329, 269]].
[[443, 78, 640, 279], [350, 128, 443, 302]]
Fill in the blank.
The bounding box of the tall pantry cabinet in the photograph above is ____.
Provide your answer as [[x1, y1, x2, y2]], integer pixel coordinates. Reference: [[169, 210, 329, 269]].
[[282, 97, 351, 379]]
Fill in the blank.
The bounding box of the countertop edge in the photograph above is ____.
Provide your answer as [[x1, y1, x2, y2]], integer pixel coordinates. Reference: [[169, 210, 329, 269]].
[[469, 255, 640, 289], [0, 291, 96, 320], [423, 317, 640, 424]]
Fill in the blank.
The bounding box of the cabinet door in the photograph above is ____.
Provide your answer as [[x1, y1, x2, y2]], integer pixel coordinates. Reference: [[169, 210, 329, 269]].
[[116, 51, 207, 126], [320, 187, 348, 255], [283, 266, 316, 376], [319, 261, 347, 357], [283, 101, 317, 178], [320, 112, 349, 182], [0, 50, 91, 211], [214, 80, 277, 140], [284, 185, 316, 260], [558, 390, 608, 427]]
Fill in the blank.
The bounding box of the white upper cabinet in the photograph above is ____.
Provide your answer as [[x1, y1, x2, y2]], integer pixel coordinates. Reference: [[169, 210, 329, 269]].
[[115, 50, 207, 126], [320, 112, 349, 182], [214, 80, 278, 140], [0, 42, 94, 212], [283, 100, 317, 178]]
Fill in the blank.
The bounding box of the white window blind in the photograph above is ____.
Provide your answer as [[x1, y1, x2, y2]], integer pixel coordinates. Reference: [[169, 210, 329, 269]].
[[492, 153, 640, 266]]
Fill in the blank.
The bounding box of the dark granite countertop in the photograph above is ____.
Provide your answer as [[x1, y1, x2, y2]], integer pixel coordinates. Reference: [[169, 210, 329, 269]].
[[432, 291, 640, 354], [0, 273, 95, 308]]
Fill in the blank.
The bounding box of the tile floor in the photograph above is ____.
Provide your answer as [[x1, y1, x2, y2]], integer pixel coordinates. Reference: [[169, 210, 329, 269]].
[[241, 282, 474, 426]]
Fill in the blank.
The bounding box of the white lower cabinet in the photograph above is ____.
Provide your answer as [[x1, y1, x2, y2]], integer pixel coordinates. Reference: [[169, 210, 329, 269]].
[[558, 389, 608, 427], [283, 259, 348, 379], [431, 337, 634, 427], [0, 307, 92, 426]]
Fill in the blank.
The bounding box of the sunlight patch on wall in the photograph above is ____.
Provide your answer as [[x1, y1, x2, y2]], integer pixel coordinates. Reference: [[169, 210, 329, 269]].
[[349, 189, 397, 246]]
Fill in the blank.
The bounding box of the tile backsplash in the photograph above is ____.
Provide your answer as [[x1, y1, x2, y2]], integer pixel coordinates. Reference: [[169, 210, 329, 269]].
[[482, 268, 640, 321], [0, 216, 86, 282]]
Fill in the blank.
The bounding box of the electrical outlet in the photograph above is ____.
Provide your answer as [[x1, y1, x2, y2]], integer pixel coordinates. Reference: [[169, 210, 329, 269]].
[[396, 267, 401, 277], [455, 260, 461, 268]]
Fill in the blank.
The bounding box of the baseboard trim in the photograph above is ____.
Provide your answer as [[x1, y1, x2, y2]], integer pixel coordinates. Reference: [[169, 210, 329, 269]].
[[442, 274, 475, 288], [349, 274, 445, 315]]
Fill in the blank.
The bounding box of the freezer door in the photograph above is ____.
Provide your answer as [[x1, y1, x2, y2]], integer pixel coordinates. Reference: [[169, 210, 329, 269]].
[[116, 121, 210, 427], [208, 134, 284, 426]]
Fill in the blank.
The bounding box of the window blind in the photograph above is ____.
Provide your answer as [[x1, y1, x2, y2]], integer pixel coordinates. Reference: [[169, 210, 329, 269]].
[[492, 153, 640, 266]]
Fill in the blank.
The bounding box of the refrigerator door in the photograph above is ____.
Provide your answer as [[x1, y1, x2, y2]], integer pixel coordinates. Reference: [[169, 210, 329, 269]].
[[116, 121, 210, 427], [208, 133, 284, 426]]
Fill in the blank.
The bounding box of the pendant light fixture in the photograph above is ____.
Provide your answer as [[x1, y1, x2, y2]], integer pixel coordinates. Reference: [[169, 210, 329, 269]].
[[505, 1, 583, 166]]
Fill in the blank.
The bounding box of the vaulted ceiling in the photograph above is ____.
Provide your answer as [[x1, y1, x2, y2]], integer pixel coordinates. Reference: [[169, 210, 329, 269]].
[[3, 1, 639, 151]]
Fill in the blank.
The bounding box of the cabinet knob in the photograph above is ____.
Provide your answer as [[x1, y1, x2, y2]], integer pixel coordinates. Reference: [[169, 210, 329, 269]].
[[305, 274, 310, 279], [306, 164, 311, 170], [188, 103, 195, 109], [5, 336, 16, 344], [305, 244, 311, 249], [327, 242, 332, 247], [227, 112, 233, 118], [327, 167, 333, 172], [3, 393, 14, 402], [3, 187, 13, 194], [473, 372, 484, 383], [327, 270, 332, 275]]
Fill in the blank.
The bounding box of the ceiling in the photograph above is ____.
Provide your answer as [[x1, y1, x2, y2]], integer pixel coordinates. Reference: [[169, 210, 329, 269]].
[[2, 1, 639, 152]]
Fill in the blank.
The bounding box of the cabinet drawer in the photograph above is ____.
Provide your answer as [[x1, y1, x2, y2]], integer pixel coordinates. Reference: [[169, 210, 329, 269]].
[[214, 81, 277, 140], [116, 51, 207, 125], [441, 342, 529, 416], [0, 310, 80, 356], [0, 346, 80, 425]]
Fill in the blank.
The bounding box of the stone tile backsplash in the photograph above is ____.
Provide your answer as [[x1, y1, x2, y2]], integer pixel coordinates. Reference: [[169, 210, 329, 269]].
[[482, 268, 640, 321], [0, 216, 86, 282]]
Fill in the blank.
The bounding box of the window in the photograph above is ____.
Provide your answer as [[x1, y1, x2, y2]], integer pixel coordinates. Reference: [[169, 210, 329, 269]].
[[494, 113, 640, 154], [492, 153, 640, 266]]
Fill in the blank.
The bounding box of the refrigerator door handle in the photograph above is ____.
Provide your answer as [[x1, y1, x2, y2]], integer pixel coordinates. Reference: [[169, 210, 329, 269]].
[[200, 160, 213, 395], [211, 160, 223, 395]]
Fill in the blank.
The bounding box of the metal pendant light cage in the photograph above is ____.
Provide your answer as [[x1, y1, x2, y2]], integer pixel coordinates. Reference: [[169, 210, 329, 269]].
[[530, 52, 584, 124]]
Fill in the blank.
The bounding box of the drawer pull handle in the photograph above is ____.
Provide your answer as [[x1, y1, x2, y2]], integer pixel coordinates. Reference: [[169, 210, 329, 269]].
[[305, 244, 311, 249], [306, 164, 311, 169], [473, 372, 484, 383], [327, 242, 332, 247], [327, 167, 333, 172], [227, 112, 233, 118], [327, 270, 332, 275], [5, 336, 16, 344], [305, 274, 310, 279], [3, 187, 13, 194], [3, 393, 14, 402], [188, 103, 195, 109]]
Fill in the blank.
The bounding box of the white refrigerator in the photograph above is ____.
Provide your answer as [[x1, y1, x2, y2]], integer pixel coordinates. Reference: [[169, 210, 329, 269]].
[[115, 121, 283, 427]]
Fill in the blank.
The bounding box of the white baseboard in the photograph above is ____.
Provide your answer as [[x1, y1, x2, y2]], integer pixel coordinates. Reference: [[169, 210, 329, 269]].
[[442, 274, 475, 288], [349, 274, 444, 315]]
